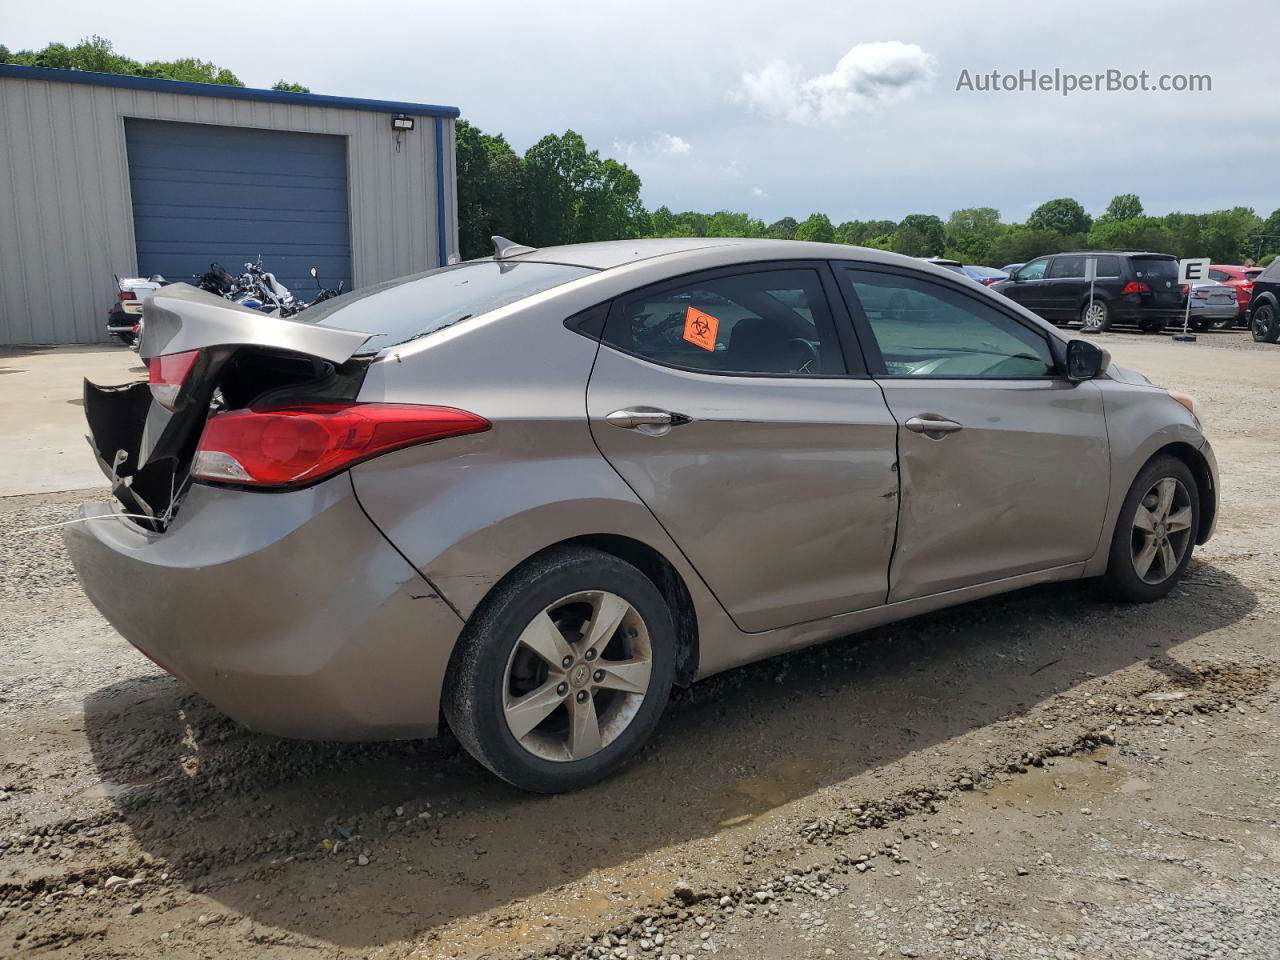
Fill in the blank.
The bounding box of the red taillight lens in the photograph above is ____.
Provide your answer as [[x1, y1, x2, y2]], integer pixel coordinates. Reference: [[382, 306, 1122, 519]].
[[1121, 281, 1150, 295], [118, 290, 137, 302], [148, 350, 200, 410], [191, 403, 490, 488]]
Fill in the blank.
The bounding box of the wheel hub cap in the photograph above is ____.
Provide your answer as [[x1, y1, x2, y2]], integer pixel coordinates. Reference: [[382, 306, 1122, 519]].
[[1130, 477, 1193, 585], [501, 590, 653, 763]]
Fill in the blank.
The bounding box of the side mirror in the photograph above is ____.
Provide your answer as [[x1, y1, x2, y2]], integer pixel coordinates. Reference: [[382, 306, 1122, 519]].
[[1066, 339, 1109, 382], [1006, 270, 1020, 282]]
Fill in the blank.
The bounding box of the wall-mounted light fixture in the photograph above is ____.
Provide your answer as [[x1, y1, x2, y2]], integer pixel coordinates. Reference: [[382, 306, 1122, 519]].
[[391, 114, 415, 131]]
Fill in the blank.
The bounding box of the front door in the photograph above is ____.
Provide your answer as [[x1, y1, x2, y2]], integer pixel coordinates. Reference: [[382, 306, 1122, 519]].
[[1042, 254, 1090, 322], [834, 263, 1111, 602], [586, 264, 900, 633], [1000, 256, 1053, 317]]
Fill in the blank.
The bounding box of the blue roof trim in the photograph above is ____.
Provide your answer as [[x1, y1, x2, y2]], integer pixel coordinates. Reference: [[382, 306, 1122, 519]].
[[0, 63, 460, 119], [435, 117, 449, 267]]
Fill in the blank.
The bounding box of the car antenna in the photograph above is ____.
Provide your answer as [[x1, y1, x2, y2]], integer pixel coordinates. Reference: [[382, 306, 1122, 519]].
[[491, 236, 538, 260]]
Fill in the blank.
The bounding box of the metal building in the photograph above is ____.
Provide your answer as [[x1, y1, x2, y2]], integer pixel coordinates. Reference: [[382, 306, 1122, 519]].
[[0, 64, 460, 345]]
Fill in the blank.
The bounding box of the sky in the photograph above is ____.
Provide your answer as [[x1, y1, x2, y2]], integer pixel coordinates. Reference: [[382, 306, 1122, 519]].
[[5, 0, 1279, 225]]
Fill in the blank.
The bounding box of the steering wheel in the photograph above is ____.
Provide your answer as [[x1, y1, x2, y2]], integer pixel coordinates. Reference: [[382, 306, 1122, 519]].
[[784, 338, 821, 374]]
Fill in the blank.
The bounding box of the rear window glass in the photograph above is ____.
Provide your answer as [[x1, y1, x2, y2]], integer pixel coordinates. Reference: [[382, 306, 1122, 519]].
[[300, 261, 597, 354], [1131, 257, 1178, 280], [1256, 264, 1276, 280]]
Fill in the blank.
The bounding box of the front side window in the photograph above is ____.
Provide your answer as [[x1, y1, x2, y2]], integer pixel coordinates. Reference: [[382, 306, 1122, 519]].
[[1018, 257, 1050, 281], [838, 267, 1056, 379], [1048, 255, 1086, 279], [604, 268, 845, 376]]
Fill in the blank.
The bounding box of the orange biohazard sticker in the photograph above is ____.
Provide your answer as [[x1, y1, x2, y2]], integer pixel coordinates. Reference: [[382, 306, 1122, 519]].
[[682, 306, 719, 352]]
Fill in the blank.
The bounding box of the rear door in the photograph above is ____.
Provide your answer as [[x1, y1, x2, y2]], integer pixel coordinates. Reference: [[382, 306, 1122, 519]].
[[585, 263, 900, 633], [833, 263, 1110, 602]]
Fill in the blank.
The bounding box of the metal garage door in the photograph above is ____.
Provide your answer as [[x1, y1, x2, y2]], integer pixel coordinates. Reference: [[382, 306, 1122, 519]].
[[125, 119, 351, 298]]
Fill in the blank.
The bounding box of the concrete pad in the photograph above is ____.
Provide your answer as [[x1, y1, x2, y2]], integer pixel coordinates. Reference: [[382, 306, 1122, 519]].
[[0, 345, 142, 497]]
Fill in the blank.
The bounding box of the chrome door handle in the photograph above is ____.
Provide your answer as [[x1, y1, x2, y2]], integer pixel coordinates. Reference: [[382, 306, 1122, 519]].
[[606, 408, 686, 429], [905, 415, 963, 437]]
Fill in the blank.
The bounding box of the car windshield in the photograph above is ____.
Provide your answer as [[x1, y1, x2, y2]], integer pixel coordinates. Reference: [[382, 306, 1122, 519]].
[[299, 261, 598, 354]]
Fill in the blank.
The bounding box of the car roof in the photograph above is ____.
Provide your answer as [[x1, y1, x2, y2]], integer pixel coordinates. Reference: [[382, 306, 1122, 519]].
[[499, 237, 941, 272], [1052, 250, 1176, 258]]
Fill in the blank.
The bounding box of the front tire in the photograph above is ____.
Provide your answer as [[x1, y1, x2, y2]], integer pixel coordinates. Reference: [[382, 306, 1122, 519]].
[[1081, 299, 1110, 333], [1252, 302, 1280, 343], [443, 546, 676, 793], [1104, 455, 1199, 603]]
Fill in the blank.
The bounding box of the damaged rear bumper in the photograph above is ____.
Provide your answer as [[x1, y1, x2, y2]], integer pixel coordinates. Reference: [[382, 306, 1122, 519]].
[[64, 474, 463, 740]]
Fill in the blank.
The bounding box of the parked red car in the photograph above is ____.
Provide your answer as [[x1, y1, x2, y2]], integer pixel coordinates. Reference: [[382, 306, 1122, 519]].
[[1209, 265, 1264, 323]]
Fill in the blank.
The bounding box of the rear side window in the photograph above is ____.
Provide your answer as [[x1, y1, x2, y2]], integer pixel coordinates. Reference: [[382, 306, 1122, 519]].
[[604, 268, 845, 376], [300, 261, 597, 354], [1095, 255, 1122, 277], [1208, 269, 1232, 282], [1260, 262, 1280, 280], [1048, 256, 1086, 279], [1131, 257, 1178, 281]]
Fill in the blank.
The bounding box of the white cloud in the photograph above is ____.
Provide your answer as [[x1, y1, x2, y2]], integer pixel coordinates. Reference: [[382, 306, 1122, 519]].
[[751, 186, 767, 198], [721, 159, 743, 178], [656, 132, 692, 155], [739, 40, 936, 125], [613, 131, 692, 157]]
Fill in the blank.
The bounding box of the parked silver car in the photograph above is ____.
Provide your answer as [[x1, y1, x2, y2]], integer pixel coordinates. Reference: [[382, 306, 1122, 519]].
[[65, 238, 1218, 793]]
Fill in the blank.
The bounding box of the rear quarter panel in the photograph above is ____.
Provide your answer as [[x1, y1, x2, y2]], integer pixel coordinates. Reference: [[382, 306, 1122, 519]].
[[348, 284, 747, 675]]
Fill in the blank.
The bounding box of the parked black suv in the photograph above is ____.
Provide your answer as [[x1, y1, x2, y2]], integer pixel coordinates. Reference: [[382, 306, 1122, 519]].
[[992, 251, 1184, 333], [1246, 258, 1280, 343]]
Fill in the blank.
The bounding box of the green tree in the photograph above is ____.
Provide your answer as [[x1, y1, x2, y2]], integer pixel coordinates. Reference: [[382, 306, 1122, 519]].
[[706, 211, 765, 238], [944, 207, 1003, 264], [1099, 193, 1143, 222], [892, 213, 946, 257], [1086, 217, 1174, 256], [2, 36, 249, 86], [520, 130, 644, 246], [987, 227, 1074, 267], [794, 213, 835, 243], [271, 80, 310, 93], [1026, 198, 1091, 236], [765, 216, 799, 240]]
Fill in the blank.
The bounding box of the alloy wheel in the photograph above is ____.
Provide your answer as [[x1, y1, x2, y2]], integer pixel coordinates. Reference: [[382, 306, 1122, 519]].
[[1252, 304, 1277, 342], [1130, 477, 1194, 585], [1082, 302, 1106, 331], [502, 590, 652, 762]]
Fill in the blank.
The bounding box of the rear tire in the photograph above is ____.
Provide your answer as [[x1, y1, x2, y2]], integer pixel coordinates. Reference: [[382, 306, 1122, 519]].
[[1189, 317, 1209, 333], [1103, 455, 1199, 603], [1252, 302, 1280, 343], [442, 546, 676, 793], [1081, 300, 1110, 333]]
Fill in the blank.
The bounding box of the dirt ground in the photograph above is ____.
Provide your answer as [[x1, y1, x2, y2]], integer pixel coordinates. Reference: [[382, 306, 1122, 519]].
[[2, 330, 1278, 960]]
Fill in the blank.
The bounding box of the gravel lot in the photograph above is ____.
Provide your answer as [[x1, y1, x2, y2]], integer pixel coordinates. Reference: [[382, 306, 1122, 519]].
[[1, 330, 1278, 959]]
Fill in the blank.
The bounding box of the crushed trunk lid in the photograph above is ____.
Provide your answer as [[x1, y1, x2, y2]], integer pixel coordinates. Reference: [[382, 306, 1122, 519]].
[[85, 283, 373, 529]]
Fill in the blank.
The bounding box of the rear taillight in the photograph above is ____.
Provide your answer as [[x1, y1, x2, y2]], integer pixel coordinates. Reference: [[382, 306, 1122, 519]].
[[191, 403, 490, 488], [1121, 281, 1150, 295], [118, 290, 137, 302], [148, 350, 200, 410]]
